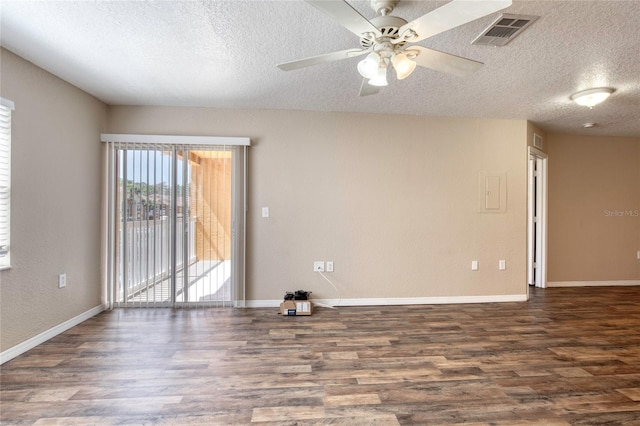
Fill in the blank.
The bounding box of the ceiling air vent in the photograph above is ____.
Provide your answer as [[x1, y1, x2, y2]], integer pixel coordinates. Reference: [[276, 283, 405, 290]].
[[472, 13, 539, 47]]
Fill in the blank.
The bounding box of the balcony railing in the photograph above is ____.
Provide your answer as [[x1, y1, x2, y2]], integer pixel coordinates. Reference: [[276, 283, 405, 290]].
[[118, 216, 196, 301]]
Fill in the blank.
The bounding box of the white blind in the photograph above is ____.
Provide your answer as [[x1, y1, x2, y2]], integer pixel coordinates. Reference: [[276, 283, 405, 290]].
[[104, 141, 247, 308], [0, 99, 13, 268]]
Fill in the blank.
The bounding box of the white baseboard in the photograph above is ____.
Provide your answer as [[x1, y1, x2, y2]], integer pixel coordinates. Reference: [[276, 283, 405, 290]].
[[1, 304, 105, 364], [244, 294, 528, 308], [547, 280, 640, 288]]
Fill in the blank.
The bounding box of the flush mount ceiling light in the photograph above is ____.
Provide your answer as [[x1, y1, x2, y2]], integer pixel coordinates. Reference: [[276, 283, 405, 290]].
[[570, 87, 615, 108]]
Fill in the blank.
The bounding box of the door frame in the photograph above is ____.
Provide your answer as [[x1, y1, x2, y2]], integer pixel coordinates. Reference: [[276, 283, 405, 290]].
[[101, 134, 249, 309], [527, 147, 548, 290]]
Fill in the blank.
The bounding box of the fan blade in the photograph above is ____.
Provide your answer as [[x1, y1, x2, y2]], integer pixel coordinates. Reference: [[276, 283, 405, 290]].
[[409, 46, 483, 77], [305, 0, 382, 38], [358, 79, 381, 97], [399, 0, 512, 43], [278, 48, 367, 71]]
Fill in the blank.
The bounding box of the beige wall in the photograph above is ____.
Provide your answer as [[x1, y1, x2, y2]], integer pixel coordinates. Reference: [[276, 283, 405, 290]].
[[0, 49, 106, 351], [547, 133, 640, 282], [108, 106, 529, 302]]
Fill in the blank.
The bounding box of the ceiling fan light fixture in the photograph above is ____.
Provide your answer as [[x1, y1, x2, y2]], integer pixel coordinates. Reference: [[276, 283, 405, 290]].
[[357, 52, 381, 79], [368, 64, 389, 87], [391, 51, 417, 80], [279, 0, 514, 96], [570, 87, 615, 108]]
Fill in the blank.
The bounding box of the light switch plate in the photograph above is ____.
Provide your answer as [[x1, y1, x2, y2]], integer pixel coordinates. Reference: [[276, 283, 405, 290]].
[[58, 273, 67, 288]]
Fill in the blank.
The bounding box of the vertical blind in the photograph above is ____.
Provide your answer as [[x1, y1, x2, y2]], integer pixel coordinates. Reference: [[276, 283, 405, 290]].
[[102, 134, 249, 308], [0, 98, 14, 269]]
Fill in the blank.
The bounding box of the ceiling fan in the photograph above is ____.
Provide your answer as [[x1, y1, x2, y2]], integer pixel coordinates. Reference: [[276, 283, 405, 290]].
[[277, 0, 512, 96]]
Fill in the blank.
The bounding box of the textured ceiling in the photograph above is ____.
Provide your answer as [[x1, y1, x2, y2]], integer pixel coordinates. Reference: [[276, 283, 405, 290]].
[[1, 0, 639, 137]]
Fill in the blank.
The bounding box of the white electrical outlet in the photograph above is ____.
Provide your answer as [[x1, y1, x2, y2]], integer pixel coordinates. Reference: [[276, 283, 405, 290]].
[[326, 261, 334, 272], [314, 261, 325, 272], [58, 273, 67, 289], [499, 260, 506, 270], [471, 261, 478, 271]]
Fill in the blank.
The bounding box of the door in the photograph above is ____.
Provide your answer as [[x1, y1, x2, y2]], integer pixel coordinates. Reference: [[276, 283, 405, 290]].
[[528, 147, 547, 289], [105, 142, 246, 308]]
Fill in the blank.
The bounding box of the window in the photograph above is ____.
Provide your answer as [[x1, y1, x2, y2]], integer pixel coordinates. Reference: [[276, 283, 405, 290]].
[[0, 98, 14, 269]]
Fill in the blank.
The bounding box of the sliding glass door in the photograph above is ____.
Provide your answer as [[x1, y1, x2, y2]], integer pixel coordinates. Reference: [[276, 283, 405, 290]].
[[105, 142, 246, 308]]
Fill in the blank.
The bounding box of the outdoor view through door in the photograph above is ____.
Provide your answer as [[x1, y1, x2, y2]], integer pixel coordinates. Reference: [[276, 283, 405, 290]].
[[103, 137, 248, 308]]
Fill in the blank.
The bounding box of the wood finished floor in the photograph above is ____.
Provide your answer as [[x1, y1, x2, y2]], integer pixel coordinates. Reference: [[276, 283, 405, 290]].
[[2, 286, 640, 425]]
